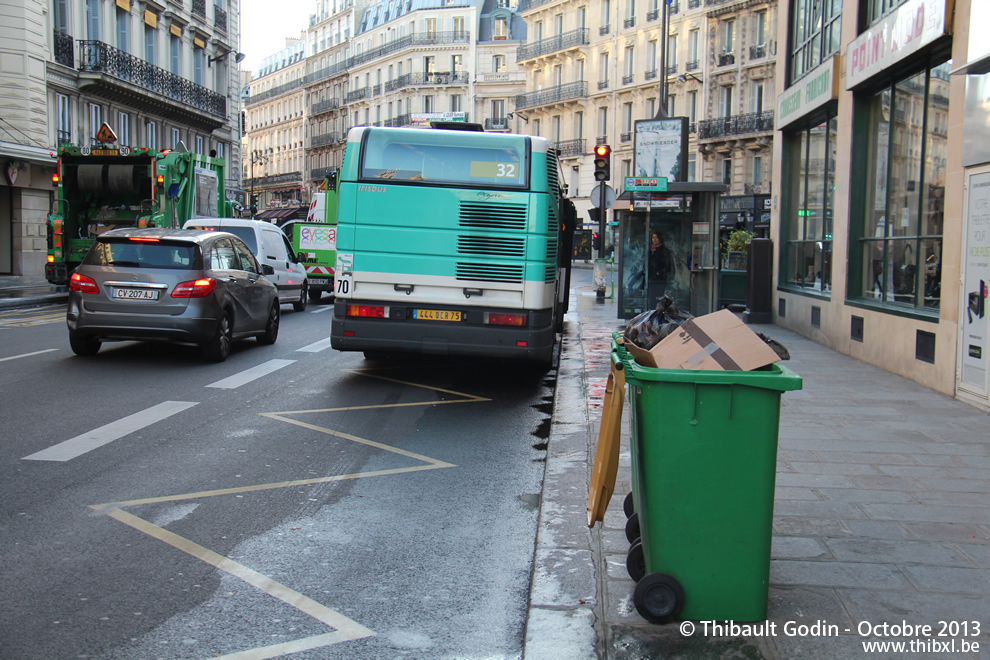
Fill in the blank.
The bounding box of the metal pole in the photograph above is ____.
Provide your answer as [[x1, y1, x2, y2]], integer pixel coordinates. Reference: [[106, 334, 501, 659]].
[[599, 182, 606, 255], [660, 0, 668, 114]]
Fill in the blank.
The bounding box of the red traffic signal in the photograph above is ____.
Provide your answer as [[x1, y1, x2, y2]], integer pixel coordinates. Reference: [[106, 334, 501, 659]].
[[593, 144, 611, 181]]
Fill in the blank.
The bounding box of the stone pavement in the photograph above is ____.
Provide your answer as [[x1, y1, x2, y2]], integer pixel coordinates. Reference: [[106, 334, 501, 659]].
[[1, 273, 988, 658], [526, 268, 990, 659]]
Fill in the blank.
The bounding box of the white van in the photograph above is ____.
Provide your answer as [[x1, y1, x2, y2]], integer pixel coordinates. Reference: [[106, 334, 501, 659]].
[[183, 217, 309, 311]]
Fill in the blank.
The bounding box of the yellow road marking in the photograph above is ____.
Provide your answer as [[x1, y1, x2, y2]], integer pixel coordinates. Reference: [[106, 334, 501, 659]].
[[0, 310, 65, 328], [103, 508, 374, 654], [87, 366, 487, 657]]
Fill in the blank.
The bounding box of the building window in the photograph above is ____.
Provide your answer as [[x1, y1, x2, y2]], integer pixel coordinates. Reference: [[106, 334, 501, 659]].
[[667, 93, 676, 117], [144, 23, 156, 65], [598, 106, 608, 141], [57, 93, 71, 145], [782, 112, 836, 294], [687, 154, 696, 181], [791, 0, 842, 83], [86, 0, 101, 40], [599, 52, 609, 86], [146, 120, 158, 149], [719, 85, 733, 118], [622, 102, 633, 136], [450, 95, 462, 112], [216, 142, 223, 159], [722, 158, 732, 185], [722, 19, 734, 53], [424, 95, 435, 113], [493, 54, 506, 73], [751, 81, 765, 113], [453, 16, 465, 39], [172, 127, 181, 148], [116, 8, 129, 51], [493, 17, 508, 40], [667, 34, 677, 69], [170, 34, 180, 74], [118, 111, 130, 145], [425, 17, 437, 39], [755, 10, 767, 45], [574, 110, 583, 138], [688, 29, 699, 65], [752, 155, 763, 186], [854, 60, 949, 310], [491, 99, 505, 121], [89, 103, 102, 144], [688, 90, 697, 124], [867, 0, 908, 25], [196, 135, 204, 153], [194, 46, 203, 86]]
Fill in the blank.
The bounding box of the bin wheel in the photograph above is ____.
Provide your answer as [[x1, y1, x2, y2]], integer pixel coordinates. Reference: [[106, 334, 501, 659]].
[[625, 512, 641, 544], [633, 573, 685, 624], [626, 540, 645, 582], [623, 491, 635, 518]]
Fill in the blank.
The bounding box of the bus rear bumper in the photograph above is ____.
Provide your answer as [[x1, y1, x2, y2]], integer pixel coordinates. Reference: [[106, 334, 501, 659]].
[[331, 308, 555, 363]]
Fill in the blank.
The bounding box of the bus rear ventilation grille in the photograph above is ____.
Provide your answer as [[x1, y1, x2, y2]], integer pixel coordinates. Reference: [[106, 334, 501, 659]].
[[458, 236, 526, 257], [459, 202, 528, 230], [456, 263, 524, 283]]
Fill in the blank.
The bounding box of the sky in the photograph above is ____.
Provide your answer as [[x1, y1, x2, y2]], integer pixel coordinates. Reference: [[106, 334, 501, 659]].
[[239, 0, 313, 74]]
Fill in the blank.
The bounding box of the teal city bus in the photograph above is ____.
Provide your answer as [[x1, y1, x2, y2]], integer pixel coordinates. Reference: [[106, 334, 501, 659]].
[[330, 126, 574, 365]]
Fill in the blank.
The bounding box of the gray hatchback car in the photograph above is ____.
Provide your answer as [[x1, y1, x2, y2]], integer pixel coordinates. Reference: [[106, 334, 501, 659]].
[[66, 228, 280, 362]]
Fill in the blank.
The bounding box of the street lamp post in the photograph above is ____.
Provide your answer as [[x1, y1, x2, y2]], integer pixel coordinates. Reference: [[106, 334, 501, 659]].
[[249, 150, 269, 219]]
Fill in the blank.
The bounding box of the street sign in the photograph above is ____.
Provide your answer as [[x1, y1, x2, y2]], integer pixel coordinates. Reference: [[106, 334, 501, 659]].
[[95, 122, 118, 143], [589, 183, 616, 209], [624, 176, 668, 192]]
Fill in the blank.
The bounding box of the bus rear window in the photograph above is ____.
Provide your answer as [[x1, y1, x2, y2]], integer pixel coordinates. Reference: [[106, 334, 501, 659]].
[[360, 131, 528, 188]]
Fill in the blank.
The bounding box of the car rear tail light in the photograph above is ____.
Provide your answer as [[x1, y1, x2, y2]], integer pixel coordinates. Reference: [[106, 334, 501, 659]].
[[172, 278, 217, 298], [486, 312, 527, 326], [346, 304, 386, 318], [69, 272, 99, 294]]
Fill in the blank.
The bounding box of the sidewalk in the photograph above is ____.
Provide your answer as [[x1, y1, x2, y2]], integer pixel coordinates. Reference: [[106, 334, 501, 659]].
[[527, 272, 990, 659], [0, 275, 68, 309]]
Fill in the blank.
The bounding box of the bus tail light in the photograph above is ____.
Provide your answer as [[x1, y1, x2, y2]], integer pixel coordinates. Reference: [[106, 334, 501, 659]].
[[69, 272, 99, 294], [486, 312, 526, 326], [172, 278, 217, 298], [346, 304, 386, 318]]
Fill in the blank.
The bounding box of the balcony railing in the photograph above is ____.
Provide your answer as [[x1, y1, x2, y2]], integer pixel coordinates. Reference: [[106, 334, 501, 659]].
[[516, 28, 589, 61], [718, 52, 736, 67], [311, 98, 340, 115], [666, 64, 678, 75], [598, 80, 609, 90], [344, 86, 368, 104], [647, 9, 659, 20], [744, 183, 766, 194], [624, 17, 636, 28], [192, 0, 206, 17], [247, 78, 304, 105], [515, 81, 588, 110], [214, 5, 227, 32], [552, 139, 584, 158], [78, 40, 225, 118], [686, 59, 699, 71], [697, 111, 775, 139], [622, 74, 634, 85], [600, 25, 610, 35], [669, 3, 679, 14], [383, 71, 469, 93], [620, 132, 632, 143], [53, 30, 73, 67], [383, 114, 412, 127], [311, 132, 339, 147], [372, 83, 381, 96], [688, 0, 700, 6], [485, 118, 510, 130], [517, 0, 554, 11], [749, 43, 767, 59], [645, 69, 657, 80]]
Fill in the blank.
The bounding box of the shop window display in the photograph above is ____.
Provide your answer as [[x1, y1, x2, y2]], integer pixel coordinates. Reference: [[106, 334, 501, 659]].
[[859, 61, 948, 311]]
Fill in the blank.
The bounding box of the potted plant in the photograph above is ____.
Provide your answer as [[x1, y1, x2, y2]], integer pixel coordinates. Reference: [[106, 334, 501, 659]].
[[726, 230, 753, 271]]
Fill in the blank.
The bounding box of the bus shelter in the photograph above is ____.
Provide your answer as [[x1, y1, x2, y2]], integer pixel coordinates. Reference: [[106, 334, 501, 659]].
[[613, 182, 727, 320]]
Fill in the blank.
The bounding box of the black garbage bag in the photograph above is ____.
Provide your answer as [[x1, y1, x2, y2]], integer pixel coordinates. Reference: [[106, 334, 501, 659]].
[[757, 332, 791, 360], [624, 295, 694, 350]]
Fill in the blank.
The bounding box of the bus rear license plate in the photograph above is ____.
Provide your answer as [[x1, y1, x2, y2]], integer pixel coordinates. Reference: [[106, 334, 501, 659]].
[[415, 309, 461, 322]]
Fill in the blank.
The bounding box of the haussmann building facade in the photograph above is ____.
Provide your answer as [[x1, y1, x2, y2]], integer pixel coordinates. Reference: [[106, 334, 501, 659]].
[[772, 0, 990, 409]]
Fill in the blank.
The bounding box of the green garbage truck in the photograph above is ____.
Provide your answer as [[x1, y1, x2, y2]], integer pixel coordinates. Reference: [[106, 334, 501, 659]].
[[282, 174, 338, 301]]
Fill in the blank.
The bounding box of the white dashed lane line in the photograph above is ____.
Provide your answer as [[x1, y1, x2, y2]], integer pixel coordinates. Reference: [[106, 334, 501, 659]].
[[296, 338, 331, 353], [22, 401, 199, 462], [205, 358, 296, 389], [0, 349, 59, 362]]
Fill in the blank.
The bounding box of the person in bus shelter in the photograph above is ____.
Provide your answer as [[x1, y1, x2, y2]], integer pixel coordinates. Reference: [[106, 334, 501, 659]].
[[648, 230, 674, 305]]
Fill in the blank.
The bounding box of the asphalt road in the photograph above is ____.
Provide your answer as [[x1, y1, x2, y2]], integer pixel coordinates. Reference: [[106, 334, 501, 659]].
[[0, 299, 557, 659]]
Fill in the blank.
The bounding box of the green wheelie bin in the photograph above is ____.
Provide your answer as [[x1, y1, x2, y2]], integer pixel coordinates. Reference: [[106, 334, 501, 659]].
[[611, 334, 802, 624]]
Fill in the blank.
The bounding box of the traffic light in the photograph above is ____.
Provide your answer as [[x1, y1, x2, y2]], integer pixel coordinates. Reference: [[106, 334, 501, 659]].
[[593, 144, 611, 181], [250, 194, 258, 216]]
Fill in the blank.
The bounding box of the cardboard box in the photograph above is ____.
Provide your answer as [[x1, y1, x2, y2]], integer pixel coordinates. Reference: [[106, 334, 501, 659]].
[[626, 308, 781, 371]]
